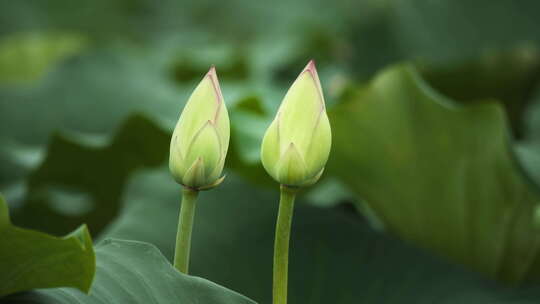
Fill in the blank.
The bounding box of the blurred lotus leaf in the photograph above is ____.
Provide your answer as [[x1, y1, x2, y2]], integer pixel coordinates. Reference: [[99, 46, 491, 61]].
[[329, 64, 540, 283], [10, 114, 169, 236]]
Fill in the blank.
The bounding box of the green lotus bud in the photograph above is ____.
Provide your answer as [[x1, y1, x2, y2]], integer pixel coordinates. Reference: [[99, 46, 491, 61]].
[[261, 60, 331, 187], [169, 67, 229, 190]]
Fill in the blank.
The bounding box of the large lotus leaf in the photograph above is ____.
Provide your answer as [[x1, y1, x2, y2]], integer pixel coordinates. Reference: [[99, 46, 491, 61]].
[[0, 195, 95, 297], [328, 63, 540, 283], [2, 239, 256, 304], [100, 169, 540, 303], [9, 114, 169, 236]]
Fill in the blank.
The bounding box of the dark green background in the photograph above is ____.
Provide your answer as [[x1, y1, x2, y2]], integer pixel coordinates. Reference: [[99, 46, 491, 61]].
[[3, 0, 540, 303]]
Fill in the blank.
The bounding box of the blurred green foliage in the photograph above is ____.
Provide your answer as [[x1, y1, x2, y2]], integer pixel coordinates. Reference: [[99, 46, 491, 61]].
[[0, 32, 88, 83], [3, 0, 540, 302]]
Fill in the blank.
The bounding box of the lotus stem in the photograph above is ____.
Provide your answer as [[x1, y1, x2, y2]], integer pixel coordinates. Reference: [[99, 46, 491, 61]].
[[273, 185, 298, 304], [174, 187, 199, 274]]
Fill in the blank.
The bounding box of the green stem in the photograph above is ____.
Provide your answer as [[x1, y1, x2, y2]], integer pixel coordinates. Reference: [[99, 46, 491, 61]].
[[174, 187, 199, 274], [273, 185, 298, 304]]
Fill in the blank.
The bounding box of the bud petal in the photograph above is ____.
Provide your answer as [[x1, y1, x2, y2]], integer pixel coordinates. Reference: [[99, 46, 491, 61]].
[[260, 119, 281, 175], [182, 157, 206, 188], [300, 168, 325, 187], [276, 143, 307, 185], [304, 111, 331, 171], [280, 68, 322, 152], [169, 67, 229, 189], [184, 121, 222, 180], [261, 60, 331, 187]]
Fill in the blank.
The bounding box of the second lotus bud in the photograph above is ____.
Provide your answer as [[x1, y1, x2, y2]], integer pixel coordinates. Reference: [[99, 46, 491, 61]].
[[261, 60, 332, 187], [169, 67, 230, 190]]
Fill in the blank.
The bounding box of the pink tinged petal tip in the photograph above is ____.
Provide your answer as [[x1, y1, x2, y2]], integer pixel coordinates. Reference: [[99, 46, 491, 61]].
[[206, 65, 223, 105], [302, 59, 317, 74], [205, 65, 224, 122], [300, 60, 325, 110]]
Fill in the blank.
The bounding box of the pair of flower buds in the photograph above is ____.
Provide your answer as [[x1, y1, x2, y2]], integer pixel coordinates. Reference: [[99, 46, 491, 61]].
[[169, 61, 331, 190]]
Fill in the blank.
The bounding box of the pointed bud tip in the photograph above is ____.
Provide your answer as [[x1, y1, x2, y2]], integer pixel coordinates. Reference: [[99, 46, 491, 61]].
[[300, 59, 321, 82], [205, 65, 223, 105], [298, 60, 325, 109], [302, 59, 317, 73], [207, 65, 217, 76]]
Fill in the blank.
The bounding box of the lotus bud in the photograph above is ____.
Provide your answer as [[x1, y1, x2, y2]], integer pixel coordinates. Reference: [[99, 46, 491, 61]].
[[261, 60, 331, 187], [169, 67, 229, 190]]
